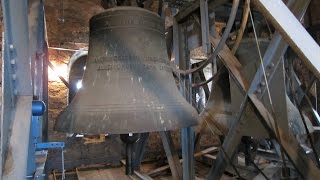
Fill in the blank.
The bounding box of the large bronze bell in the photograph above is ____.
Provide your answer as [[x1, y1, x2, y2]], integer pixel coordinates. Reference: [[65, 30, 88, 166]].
[[55, 7, 198, 134]]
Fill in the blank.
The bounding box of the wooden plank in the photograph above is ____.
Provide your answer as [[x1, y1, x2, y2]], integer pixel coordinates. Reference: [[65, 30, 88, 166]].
[[194, 147, 218, 157], [203, 154, 216, 160], [175, 0, 228, 22], [120, 160, 154, 180], [76, 167, 132, 180], [147, 146, 218, 176], [313, 126, 320, 131], [175, 1, 200, 22], [209, 35, 250, 90], [133, 170, 154, 180]]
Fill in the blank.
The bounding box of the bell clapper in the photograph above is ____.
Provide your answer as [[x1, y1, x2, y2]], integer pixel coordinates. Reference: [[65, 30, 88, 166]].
[[120, 133, 140, 175]]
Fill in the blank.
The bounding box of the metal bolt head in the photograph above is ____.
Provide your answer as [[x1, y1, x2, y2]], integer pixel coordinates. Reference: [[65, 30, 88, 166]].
[[10, 59, 16, 65], [268, 63, 274, 69], [256, 88, 262, 94], [9, 44, 14, 50], [13, 89, 18, 95], [12, 74, 16, 80], [260, 81, 266, 87]]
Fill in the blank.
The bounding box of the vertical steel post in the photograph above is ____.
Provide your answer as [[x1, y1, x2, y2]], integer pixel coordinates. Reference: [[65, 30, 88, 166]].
[[1, 0, 33, 179], [173, 18, 195, 180], [28, 0, 48, 142], [200, 0, 211, 54]]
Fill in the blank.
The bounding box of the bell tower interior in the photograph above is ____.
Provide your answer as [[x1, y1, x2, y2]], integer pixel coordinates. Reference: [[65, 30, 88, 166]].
[[1, 0, 320, 179]]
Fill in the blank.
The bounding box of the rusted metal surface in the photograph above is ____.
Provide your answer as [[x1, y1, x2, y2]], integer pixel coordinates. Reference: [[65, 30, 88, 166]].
[[55, 7, 198, 134]]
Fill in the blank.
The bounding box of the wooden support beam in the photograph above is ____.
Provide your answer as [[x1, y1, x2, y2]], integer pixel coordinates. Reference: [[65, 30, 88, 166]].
[[175, 0, 228, 23]]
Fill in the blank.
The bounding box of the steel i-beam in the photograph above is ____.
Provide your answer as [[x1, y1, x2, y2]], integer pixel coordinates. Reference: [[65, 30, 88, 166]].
[[253, 0, 320, 80]]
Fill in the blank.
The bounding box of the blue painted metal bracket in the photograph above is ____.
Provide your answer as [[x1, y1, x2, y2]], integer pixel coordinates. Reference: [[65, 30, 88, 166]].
[[36, 142, 65, 150], [30, 100, 65, 179]]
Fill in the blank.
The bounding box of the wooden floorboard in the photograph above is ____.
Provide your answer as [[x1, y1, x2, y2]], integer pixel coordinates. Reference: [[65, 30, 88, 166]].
[[77, 167, 132, 180]]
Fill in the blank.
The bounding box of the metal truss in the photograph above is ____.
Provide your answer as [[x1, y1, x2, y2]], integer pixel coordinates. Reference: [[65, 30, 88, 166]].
[[172, 0, 320, 179]]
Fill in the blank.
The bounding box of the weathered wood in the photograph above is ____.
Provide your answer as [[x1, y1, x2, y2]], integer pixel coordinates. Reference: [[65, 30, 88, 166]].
[[120, 160, 154, 180], [76, 167, 132, 180], [194, 147, 218, 157], [209, 35, 250, 90], [231, 0, 250, 54], [147, 146, 218, 176], [175, 0, 228, 23], [175, 1, 200, 22], [133, 170, 154, 180]]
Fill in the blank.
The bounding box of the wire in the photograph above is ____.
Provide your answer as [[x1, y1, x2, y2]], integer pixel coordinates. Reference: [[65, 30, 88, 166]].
[[192, 66, 226, 87], [316, 81, 318, 112], [249, 9, 272, 106], [263, 16, 273, 39], [59, 0, 65, 23], [48, 47, 88, 52], [249, 7, 289, 177], [286, 71, 320, 167], [231, 0, 250, 54]]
